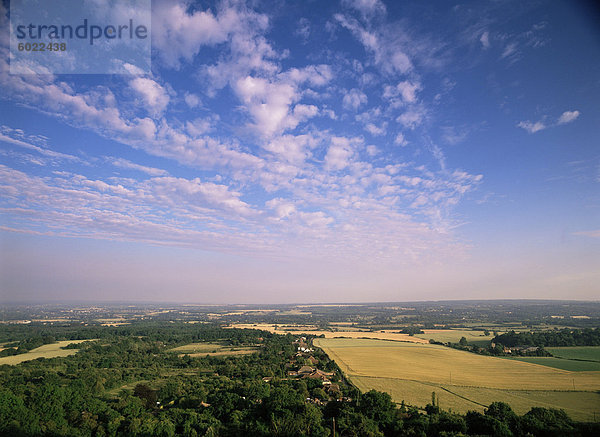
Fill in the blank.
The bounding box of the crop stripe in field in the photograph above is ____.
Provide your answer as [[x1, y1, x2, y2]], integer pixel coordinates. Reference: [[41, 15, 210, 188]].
[[438, 386, 487, 408], [347, 374, 488, 408]]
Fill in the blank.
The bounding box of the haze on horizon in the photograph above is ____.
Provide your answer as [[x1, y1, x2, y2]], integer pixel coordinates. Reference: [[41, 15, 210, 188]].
[[0, 0, 599, 304]]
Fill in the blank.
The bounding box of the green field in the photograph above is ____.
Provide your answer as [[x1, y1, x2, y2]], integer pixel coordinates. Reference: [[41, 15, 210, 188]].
[[546, 346, 600, 362], [414, 329, 492, 347], [505, 347, 600, 372], [315, 338, 600, 421], [0, 340, 92, 365], [505, 357, 600, 372]]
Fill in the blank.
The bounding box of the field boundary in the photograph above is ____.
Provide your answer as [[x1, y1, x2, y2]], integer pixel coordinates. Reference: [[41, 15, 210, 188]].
[[437, 386, 487, 408]]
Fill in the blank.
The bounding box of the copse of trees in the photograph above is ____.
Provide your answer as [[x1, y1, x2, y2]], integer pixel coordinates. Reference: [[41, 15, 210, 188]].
[[399, 327, 424, 335], [446, 328, 600, 357], [493, 327, 600, 348]]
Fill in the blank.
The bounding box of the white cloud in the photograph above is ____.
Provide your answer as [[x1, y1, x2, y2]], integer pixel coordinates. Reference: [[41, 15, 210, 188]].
[[394, 133, 408, 146], [185, 116, 217, 137], [342, 0, 387, 18], [184, 92, 201, 108], [266, 197, 297, 220], [151, 0, 246, 69], [0, 128, 80, 162], [517, 120, 546, 133], [263, 134, 318, 165], [234, 76, 310, 138], [518, 110, 580, 134], [557, 110, 580, 125], [230, 64, 331, 138], [284, 64, 333, 87], [335, 14, 413, 75], [295, 17, 311, 41], [383, 80, 421, 106], [129, 77, 170, 116], [441, 126, 469, 145], [0, 2, 486, 267], [323, 109, 337, 120], [108, 157, 168, 177], [574, 230, 600, 238], [293, 104, 319, 120], [397, 107, 425, 129], [365, 122, 387, 136], [299, 211, 334, 227], [152, 176, 255, 216], [501, 42, 518, 59], [324, 137, 356, 171], [0, 165, 269, 252], [480, 31, 490, 49], [343, 88, 368, 110], [366, 145, 379, 156], [397, 81, 420, 103], [0, 62, 267, 173]]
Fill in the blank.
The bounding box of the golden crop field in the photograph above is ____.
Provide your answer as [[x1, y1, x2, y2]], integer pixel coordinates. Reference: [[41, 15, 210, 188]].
[[350, 376, 599, 422], [230, 323, 429, 343], [314, 338, 600, 421], [0, 340, 92, 365]]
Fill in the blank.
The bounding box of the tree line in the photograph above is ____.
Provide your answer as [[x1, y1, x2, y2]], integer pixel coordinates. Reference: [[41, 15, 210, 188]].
[[493, 328, 600, 348]]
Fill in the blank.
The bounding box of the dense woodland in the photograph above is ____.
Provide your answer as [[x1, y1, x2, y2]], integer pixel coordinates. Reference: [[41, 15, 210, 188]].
[[1, 322, 599, 437]]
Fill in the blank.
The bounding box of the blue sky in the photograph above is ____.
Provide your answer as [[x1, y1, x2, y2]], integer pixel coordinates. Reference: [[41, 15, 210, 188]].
[[0, 0, 598, 303]]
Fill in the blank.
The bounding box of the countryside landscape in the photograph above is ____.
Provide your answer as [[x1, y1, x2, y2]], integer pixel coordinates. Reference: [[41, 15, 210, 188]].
[[1, 301, 599, 435], [2, 0, 600, 435]]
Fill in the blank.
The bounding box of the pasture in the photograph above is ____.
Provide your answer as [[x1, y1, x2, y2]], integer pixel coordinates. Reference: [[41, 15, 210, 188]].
[[505, 356, 600, 372], [168, 342, 257, 357], [314, 338, 600, 421], [546, 346, 600, 362], [0, 340, 92, 365]]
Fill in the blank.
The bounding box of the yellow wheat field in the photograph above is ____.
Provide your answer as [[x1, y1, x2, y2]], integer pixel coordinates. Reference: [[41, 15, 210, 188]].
[[230, 323, 429, 343], [314, 338, 600, 421], [349, 376, 600, 422], [314, 338, 600, 391]]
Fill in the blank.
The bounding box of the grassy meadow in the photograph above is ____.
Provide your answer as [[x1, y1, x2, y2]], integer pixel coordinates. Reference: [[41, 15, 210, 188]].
[[315, 338, 600, 421], [506, 346, 600, 372], [168, 342, 257, 357], [0, 340, 92, 365], [504, 356, 600, 372], [546, 346, 600, 362]]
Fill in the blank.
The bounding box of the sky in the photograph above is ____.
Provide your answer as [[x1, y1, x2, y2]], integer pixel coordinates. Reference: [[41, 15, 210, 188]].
[[0, 0, 599, 304]]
